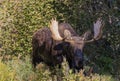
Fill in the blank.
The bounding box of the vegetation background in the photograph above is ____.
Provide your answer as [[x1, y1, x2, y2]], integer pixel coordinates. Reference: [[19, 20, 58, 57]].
[[0, 0, 120, 81]]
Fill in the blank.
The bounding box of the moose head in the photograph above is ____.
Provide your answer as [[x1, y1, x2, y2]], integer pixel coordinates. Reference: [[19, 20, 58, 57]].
[[49, 18, 104, 72]]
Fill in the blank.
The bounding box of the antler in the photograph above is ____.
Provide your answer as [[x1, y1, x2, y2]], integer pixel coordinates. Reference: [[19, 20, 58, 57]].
[[49, 18, 104, 43], [85, 18, 104, 43], [50, 18, 63, 41]]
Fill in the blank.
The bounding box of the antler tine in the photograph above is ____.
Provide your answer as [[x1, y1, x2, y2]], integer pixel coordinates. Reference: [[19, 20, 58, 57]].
[[49, 18, 63, 41], [93, 18, 104, 40], [85, 18, 104, 43]]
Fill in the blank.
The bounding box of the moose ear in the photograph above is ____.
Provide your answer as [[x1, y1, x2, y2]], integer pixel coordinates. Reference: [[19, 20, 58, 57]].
[[64, 29, 72, 39], [82, 30, 91, 40]]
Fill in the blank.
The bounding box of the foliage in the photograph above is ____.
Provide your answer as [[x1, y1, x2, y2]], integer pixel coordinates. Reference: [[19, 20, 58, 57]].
[[0, 0, 120, 80], [0, 61, 15, 81], [0, 0, 55, 56], [0, 55, 116, 81]]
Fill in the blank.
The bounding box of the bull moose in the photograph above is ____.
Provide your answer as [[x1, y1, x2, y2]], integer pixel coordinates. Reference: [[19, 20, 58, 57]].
[[32, 18, 104, 72]]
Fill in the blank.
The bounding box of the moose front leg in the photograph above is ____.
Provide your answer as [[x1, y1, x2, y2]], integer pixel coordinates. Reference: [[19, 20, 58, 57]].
[[32, 47, 43, 68], [66, 59, 76, 73]]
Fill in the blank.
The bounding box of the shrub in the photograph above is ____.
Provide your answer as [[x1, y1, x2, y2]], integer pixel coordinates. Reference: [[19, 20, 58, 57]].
[[0, 61, 15, 81], [0, 55, 116, 81]]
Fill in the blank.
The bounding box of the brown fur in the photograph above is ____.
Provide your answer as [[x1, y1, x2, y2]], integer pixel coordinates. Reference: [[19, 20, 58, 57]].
[[32, 23, 84, 72]]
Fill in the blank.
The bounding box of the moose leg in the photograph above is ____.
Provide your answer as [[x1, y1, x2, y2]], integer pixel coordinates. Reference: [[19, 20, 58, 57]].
[[32, 56, 43, 68], [67, 59, 76, 73], [32, 48, 43, 68]]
